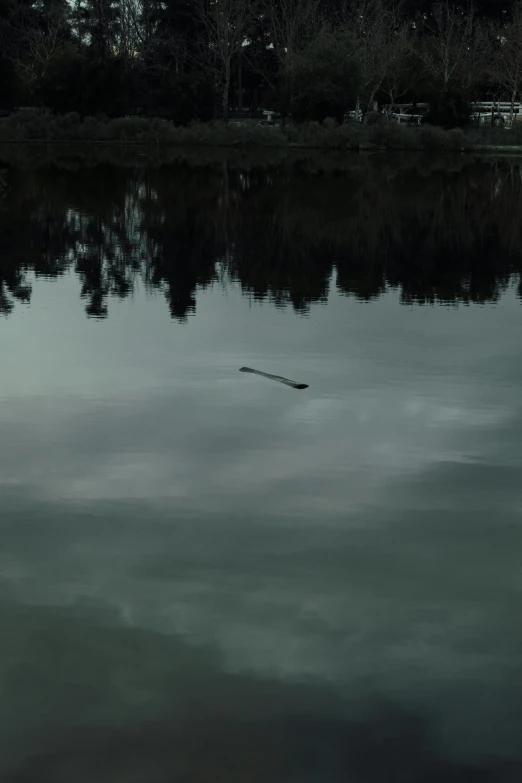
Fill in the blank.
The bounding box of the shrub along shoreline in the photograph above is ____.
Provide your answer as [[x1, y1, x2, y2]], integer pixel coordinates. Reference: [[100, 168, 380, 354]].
[[1, 111, 522, 152]]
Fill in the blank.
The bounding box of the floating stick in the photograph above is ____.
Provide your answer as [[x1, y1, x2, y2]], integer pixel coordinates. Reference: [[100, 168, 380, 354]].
[[239, 367, 308, 390]]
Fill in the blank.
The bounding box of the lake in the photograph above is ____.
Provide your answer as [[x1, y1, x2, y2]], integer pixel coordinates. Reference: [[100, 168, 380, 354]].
[[1, 148, 522, 781]]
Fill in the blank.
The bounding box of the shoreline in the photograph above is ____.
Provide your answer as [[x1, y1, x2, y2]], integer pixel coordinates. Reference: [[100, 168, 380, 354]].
[[1, 112, 522, 153]]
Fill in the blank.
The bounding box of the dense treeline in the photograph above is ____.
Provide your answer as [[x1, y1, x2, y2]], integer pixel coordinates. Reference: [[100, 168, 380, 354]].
[[1, 154, 522, 318], [0, 0, 521, 125]]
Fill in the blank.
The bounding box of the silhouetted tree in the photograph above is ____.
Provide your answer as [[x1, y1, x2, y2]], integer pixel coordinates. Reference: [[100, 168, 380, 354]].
[[488, 0, 522, 120], [191, 0, 254, 121], [342, 0, 415, 116], [246, 0, 321, 118], [81, 0, 120, 59], [286, 27, 359, 122]]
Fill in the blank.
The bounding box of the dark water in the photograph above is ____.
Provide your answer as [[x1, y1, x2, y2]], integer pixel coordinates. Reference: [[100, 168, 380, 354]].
[[1, 149, 522, 781]]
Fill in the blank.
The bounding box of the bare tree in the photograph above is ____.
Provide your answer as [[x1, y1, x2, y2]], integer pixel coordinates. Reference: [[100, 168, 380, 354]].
[[1, 0, 70, 94], [381, 14, 420, 114], [117, 0, 142, 64], [116, 0, 190, 78], [342, 0, 412, 116], [488, 0, 522, 120], [192, 0, 252, 121], [245, 0, 320, 116], [418, 1, 481, 96], [261, 0, 319, 70]]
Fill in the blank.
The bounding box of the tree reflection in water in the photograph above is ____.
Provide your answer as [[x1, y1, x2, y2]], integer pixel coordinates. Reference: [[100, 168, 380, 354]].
[[1, 152, 521, 319]]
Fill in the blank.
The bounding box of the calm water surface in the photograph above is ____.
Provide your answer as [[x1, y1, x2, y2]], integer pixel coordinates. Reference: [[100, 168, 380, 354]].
[[1, 150, 522, 781]]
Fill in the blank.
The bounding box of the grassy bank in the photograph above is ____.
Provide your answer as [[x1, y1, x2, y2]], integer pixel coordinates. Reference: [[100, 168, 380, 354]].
[[1, 110, 522, 152]]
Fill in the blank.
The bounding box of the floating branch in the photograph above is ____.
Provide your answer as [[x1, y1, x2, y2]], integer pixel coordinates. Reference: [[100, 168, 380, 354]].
[[239, 366, 309, 390]]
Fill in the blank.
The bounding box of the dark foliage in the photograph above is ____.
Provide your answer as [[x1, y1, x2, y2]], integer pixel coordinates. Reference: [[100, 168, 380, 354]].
[[0, 0, 520, 125], [425, 93, 473, 129]]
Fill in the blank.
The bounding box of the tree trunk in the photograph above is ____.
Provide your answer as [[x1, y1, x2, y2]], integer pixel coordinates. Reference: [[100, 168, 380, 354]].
[[385, 92, 396, 123], [238, 51, 243, 112], [363, 88, 379, 121], [510, 89, 517, 128], [223, 67, 230, 122]]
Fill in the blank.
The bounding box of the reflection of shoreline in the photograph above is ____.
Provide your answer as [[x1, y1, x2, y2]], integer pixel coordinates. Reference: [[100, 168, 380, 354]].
[[0, 144, 487, 172], [2, 142, 522, 176], [1, 158, 521, 319]]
